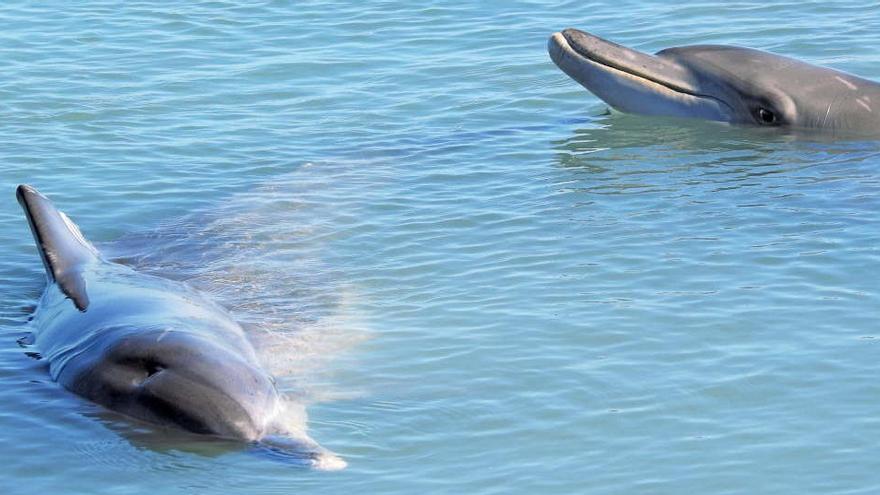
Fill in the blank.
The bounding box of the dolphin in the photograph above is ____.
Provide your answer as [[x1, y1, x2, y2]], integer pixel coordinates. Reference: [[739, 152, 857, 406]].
[[548, 28, 880, 133], [16, 184, 344, 470]]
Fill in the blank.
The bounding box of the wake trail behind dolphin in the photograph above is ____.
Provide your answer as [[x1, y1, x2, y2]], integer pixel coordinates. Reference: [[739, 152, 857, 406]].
[[91, 164, 377, 464]]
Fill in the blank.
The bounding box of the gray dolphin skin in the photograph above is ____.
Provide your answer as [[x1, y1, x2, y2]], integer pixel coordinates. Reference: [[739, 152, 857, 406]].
[[16, 185, 343, 469], [548, 28, 880, 133]]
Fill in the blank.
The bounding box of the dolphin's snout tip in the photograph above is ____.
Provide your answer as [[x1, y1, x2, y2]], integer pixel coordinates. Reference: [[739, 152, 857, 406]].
[[256, 434, 347, 470], [312, 452, 348, 471], [547, 32, 569, 62], [15, 184, 40, 203], [558, 28, 589, 43]]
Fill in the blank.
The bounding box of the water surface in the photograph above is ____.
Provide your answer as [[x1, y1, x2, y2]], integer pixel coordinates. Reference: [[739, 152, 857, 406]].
[[1, 1, 879, 494]]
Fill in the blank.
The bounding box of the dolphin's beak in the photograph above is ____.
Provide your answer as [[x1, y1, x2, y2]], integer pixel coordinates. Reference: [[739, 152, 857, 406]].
[[257, 434, 348, 471], [548, 28, 733, 122]]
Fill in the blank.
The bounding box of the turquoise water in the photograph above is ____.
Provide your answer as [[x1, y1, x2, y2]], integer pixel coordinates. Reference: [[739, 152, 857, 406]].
[[1, 1, 880, 493]]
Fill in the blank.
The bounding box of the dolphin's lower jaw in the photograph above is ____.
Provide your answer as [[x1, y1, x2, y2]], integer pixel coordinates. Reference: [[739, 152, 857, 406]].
[[549, 31, 732, 122]]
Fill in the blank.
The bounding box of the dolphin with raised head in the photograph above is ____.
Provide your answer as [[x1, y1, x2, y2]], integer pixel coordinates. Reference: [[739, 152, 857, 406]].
[[16, 184, 344, 470], [548, 28, 880, 133]]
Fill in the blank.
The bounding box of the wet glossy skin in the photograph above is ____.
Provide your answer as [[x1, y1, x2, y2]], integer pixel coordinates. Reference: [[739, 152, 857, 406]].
[[549, 28, 880, 133], [17, 184, 345, 469], [32, 264, 280, 441], [17, 184, 280, 442]]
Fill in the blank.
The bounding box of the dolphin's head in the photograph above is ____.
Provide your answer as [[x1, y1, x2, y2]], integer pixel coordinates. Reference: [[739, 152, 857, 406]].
[[549, 28, 880, 132], [56, 327, 346, 468], [60, 329, 280, 442]]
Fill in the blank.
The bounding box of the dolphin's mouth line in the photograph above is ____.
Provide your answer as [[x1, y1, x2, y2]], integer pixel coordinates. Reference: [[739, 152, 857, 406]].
[[553, 31, 735, 115], [560, 33, 693, 95]]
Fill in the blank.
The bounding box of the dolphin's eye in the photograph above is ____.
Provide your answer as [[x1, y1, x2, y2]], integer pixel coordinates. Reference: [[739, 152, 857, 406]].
[[756, 107, 777, 125]]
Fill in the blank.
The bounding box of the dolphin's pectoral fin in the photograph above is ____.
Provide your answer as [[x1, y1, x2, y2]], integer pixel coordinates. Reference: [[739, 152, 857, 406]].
[[16, 184, 100, 311]]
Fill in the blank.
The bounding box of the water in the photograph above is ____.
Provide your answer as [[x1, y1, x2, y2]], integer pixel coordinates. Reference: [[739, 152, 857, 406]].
[[1, 1, 879, 493]]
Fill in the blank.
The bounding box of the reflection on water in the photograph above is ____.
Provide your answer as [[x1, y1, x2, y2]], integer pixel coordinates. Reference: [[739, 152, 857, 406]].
[[555, 113, 880, 183], [82, 404, 346, 471]]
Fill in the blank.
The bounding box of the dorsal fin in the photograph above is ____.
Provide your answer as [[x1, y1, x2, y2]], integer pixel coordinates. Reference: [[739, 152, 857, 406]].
[[16, 185, 99, 312]]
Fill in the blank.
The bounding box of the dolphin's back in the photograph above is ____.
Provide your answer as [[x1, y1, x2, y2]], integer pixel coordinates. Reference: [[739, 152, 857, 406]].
[[17, 185, 99, 311]]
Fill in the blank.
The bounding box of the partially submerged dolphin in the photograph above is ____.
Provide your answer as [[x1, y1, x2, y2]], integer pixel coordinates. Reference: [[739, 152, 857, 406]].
[[16, 185, 344, 470], [548, 28, 880, 133]]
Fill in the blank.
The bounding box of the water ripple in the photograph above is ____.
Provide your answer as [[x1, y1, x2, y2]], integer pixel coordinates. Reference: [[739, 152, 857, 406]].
[[1, 1, 880, 494]]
